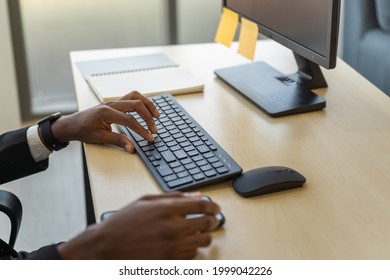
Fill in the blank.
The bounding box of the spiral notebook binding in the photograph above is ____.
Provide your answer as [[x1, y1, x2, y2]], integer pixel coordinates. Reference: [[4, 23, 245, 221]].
[[91, 64, 180, 77]]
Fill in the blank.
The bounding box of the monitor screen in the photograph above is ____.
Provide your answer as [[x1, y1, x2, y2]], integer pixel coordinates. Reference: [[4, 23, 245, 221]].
[[225, 0, 340, 69], [215, 0, 341, 117]]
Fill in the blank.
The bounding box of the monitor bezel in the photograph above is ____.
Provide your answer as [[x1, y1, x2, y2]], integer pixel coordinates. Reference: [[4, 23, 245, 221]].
[[223, 0, 340, 69]]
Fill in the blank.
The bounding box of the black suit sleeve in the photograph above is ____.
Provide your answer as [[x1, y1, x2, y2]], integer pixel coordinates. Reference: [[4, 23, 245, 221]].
[[0, 127, 49, 185], [0, 128, 62, 260]]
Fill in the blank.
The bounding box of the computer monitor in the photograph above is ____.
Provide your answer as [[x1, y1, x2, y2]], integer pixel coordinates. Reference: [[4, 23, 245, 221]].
[[214, 0, 341, 117]]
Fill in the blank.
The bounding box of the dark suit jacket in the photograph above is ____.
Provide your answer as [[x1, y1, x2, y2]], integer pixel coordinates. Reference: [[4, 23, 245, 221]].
[[0, 127, 48, 185], [0, 127, 61, 259]]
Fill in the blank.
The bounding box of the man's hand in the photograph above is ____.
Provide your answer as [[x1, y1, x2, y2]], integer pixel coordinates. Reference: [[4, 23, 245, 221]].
[[51, 91, 160, 153], [57, 192, 221, 259]]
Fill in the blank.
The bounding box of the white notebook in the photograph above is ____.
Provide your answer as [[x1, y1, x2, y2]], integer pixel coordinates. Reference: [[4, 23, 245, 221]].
[[76, 53, 204, 102]]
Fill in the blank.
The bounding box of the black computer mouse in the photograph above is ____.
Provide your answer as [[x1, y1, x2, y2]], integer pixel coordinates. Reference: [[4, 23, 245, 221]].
[[232, 166, 306, 197]]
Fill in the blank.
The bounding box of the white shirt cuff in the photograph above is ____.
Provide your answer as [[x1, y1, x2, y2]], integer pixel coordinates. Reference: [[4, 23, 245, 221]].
[[27, 125, 52, 162]]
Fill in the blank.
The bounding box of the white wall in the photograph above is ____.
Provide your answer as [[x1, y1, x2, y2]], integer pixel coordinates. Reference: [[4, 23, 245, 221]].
[[0, 0, 21, 132], [176, 0, 222, 44]]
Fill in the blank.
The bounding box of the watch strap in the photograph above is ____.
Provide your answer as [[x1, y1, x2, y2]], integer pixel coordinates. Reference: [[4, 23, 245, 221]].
[[38, 115, 69, 151]]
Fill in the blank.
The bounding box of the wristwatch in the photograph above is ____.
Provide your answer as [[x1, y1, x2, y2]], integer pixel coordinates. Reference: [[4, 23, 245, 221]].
[[37, 112, 69, 151]]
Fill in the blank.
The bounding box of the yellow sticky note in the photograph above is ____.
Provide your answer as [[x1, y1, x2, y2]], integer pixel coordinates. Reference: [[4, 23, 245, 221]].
[[238, 18, 259, 60], [215, 8, 239, 48]]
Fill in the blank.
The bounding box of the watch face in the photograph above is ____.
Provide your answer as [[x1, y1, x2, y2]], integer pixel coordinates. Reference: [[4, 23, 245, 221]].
[[51, 112, 62, 120], [38, 112, 62, 125]]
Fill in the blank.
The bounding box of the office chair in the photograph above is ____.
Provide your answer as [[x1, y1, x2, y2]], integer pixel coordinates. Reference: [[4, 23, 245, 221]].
[[343, 0, 390, 97], [0, 190, 22, 259]]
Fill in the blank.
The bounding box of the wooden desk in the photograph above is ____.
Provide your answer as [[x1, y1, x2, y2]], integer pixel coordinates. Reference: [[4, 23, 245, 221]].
[[70, 41, 390, 259]]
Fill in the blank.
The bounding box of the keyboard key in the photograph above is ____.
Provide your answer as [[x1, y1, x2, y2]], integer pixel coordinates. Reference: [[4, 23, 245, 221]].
[[196, 159, 208, 166], [174, 150, 188, 160], [182, 128, 192, 134], [157, 146, 168, 153], [157, 128, 167, 134], [172, 133, 184, 139], [177, 171, 189, 178], [163, 136, 174, 143], [212, 161, 224, 168], [181, 158, 192, 165], [189, 136, 200, 142], [168, 176, 193, 188], [180, 142, 192, 148], [166, 125, 176, 131], [193, 141, 203, 146], [157, 165, 173, 177], [188, 150, 199, 157], [166, 140, 178, 147], [217, 166, 229, 174], [164, 174, 177, 182], [161, 151, 176, 162], [170, 129, 180, 135], [160, 105, 171, 111], [153, 142, 166, 148], [169, 161, 181, 168], [173, 166, 185, 173], [159, 132, 170, 139], [193, 173, 206, 181], [207, 157, 219, 163], [192, 155, 204, 162], [185, 132, 196, 138], [203, 152, 215, 159], [153, 97, 165, 103], [200, 164, 212, 172], [188, 167, 201, 175], [175, 120, 185, 126], [176, 137, 187, 143], [183, 145, 195, 152], [197, 145, 210, 154], [132, 132, 145, 142], [205, 140, 213, 146], [144, 151, 153, 157], [138, 140, 150, 147], [165, 109, 175, 115], [178, 124, 189, 130], [205, 170, 217, 177], [170, 145, 181, 152], [184, 163, 197, 170], [142, 145, 155, 152], [159, 117, 170, 123]]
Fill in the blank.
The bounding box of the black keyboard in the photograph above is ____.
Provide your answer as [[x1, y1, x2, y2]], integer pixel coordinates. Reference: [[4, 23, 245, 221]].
[[120, 94, 242, 192]]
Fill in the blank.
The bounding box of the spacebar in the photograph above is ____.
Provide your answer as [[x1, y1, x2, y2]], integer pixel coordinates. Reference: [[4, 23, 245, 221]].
[[167, 176, 193, 188]]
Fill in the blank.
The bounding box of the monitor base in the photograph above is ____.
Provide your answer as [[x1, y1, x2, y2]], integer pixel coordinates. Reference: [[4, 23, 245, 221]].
[[214, 62, 326, 117]]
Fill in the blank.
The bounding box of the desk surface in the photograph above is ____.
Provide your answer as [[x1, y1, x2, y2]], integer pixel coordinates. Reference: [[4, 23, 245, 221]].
[[71, 41, 390, 259]]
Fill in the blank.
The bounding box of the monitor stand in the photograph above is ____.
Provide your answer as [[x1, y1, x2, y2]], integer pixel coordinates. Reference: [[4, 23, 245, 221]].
[[214, 53, 327, 117]]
